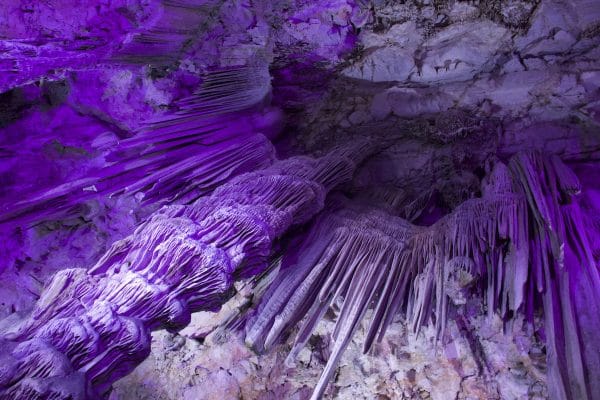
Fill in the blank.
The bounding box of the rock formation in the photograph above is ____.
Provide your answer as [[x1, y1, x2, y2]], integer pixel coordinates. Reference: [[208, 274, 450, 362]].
[[0, 1, 599, 399]]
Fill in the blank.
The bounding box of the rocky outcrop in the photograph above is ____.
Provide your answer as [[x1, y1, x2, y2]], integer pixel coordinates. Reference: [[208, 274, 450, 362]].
[[334, 0, 600, 132], [111, 308, 547, 400]]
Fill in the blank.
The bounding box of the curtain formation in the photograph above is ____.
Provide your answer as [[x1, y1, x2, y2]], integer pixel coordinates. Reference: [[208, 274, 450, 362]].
[[0, 134, 375, 399], [247, 153, 600, 400]]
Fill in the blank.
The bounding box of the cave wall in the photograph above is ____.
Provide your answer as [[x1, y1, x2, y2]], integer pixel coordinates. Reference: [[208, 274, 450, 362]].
[[0, 1, 599, 399]]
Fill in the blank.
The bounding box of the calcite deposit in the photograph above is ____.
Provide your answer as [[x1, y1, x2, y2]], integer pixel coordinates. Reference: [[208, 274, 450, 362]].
[[0, 1, 599, 399]]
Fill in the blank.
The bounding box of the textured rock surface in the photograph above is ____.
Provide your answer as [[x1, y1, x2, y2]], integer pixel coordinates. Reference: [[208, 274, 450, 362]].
[[112, 290, 547, 400], [0, 0, 599, 399]]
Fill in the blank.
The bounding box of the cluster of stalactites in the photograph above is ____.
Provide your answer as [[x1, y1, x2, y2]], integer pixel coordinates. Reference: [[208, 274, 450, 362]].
[[508, 153, 599, 400], [0, 0, 228, 91], [246, 151, 600, 400], [0, 138, 375, 399], [0, 64, 275, 230]]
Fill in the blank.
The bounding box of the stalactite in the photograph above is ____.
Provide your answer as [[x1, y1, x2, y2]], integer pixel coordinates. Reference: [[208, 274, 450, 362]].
[[0, 65, 274, 229], [246, 151, 600, 400], [0, 137, 376, 399], [509, 153, 599, 400], [351, 185, 433, 221], [0, 1, 224, 91]]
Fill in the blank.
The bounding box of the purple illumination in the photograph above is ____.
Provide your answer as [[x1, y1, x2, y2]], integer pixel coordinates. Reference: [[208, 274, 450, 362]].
[[0, 1, 600, 399], [248, 153, 600, 399], [0, 137, 374, 398]]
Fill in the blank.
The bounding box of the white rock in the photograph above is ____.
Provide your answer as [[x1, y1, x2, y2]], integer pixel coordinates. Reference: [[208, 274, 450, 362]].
[[503, 56, 526, 74], [448, 2, 480, 23], [581, 71, 600, 92], [523, 29, 577, 56], [460, 70, 550, 116], [572, 0, 600, 31], [515, 0, 578, 53], [523, 58, 547, 70], [386, 87, 455, 118], [412, 21, 510, 84], [342, 22, 422, 82]]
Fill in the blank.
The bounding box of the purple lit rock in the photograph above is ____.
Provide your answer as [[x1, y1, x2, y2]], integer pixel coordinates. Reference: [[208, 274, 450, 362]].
[[0, 0, 600, 399], [0, 133, 375, 398]]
